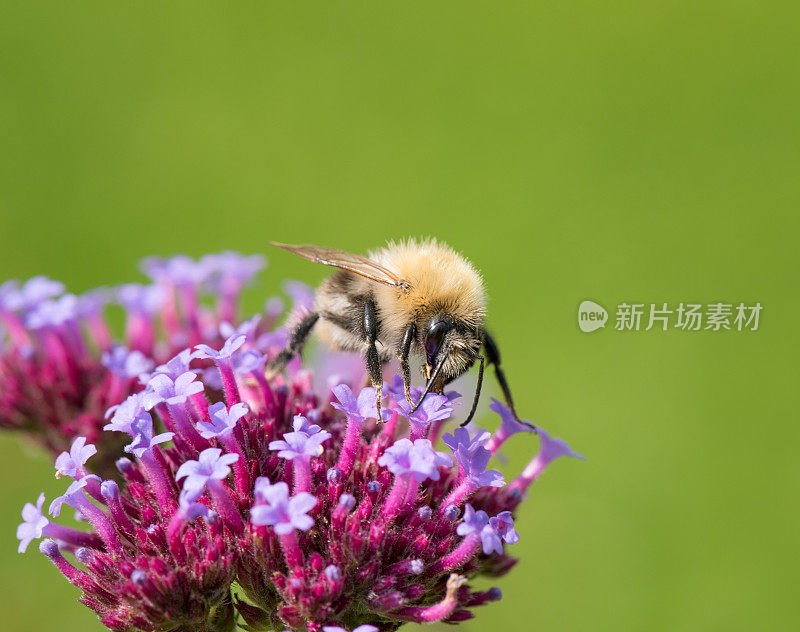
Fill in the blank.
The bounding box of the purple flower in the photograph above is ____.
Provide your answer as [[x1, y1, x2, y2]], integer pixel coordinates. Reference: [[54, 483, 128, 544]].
[[49, 475, 100, 517], [269, 415, 331, 460], [144, 348, 196, 382], [490, 511, 520, 545], [175, 448, 239, 493], [378, 438, 452, 482], [197, 402, 249, 439], [16, 493, 48, 553], [194, 334, 246, 362], [75, 288, 111, 317], [116, 283, 164, 313], [25, 294, 79, 329], [141, 255, 206, 287], [220, 314, 262, 341], [485, 398, 536, 452], [250, 480, 316, 534], [141, 371, 205, 409], [124, 412, 174, 458], [178, 487, 211, 521], [104, 392, 148, 435], [323, 626, 379, 632], [1, 276, 64, 312], [457, 504, 503, 555], [442, 426, 491, 460], [385, 374, 461, 407], [102, 346, 155, 379], [517, 427, 585, 483], [330, 384, 390, 422], [232, 349, 267, 376], [449, 441, 505, 489], [395, 392, 454, 427], [201, 252, 265, 293], [55, 437, 97, 479]]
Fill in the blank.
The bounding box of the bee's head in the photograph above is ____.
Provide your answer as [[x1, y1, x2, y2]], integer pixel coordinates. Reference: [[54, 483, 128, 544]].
[[422, 316, 481, 393]]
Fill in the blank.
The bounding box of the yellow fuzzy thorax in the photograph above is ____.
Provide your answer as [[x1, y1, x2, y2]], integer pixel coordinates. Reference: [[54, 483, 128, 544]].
[[369, 238, 486, 332]]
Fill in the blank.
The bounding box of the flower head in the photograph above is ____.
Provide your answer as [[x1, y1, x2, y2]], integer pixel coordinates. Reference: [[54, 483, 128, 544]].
[[6, 254, 582, 632]]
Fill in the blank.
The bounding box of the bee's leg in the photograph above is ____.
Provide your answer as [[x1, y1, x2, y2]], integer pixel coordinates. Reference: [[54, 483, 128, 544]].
[[460, 354, 485, 427], [265, 312, 320, 379], [399, 323, 416, 405], [363, 298, 384, 420], [481, 329, 537, 431]]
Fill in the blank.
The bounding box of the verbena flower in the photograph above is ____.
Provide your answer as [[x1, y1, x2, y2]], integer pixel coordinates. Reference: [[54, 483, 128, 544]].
[[0, 252, 277, 476], [12, 256, 583, 632]]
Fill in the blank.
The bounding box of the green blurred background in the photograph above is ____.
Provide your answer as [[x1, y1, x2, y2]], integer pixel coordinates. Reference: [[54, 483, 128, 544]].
[[1, 2, 798, 631]]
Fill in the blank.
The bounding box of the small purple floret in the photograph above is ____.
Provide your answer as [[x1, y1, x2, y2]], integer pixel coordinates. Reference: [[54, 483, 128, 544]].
[[102, 346, 154, 379], [175, 448, 239, 493], [249, 480, 316, 535], [141, 371, 205, 409], [197, 402, 249, 439], [194, 334, 246, 362], [330, 384, 390, 422], [269, 415, 331, 460], [377, 438, 452, 482], [55, 437, 97, 479], [17, 493, 49, 553]]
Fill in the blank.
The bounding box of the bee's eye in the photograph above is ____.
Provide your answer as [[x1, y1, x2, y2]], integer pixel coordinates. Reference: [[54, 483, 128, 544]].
[[425, 321, 451, 363]]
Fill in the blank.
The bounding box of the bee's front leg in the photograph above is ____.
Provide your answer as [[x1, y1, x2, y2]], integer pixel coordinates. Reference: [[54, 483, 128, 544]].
[[481, 329, 537, 431], [399, 323, 416, 405], [363, 298, 384, 421]]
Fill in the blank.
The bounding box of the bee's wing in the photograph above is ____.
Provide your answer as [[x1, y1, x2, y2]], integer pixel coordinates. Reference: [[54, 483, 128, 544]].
[[270, 242, 408, 288]]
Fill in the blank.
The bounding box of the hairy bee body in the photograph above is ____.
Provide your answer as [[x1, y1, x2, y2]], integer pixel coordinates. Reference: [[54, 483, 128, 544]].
[[268, 238, 525, 427], [313, 239, 486, 382]]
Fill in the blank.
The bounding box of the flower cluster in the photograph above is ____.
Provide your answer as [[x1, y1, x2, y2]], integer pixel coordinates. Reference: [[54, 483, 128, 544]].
[[11, 254, 584, 632], [0, 253, 273, 474]]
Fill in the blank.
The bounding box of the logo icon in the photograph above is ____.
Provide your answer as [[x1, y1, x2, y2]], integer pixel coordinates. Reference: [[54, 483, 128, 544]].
[[578, 300, 608, 333]]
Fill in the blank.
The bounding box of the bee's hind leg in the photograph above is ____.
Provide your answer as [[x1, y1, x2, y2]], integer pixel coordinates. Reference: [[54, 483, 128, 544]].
[[265, 312, 320, 379], [362, 299, 385, 421]]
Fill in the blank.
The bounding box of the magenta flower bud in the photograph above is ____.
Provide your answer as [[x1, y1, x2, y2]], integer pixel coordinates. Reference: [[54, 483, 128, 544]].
[[443, 504, 460, 521], [74, 547, 92, 564]]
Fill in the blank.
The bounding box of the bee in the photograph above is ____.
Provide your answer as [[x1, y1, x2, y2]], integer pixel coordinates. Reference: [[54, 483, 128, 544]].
[[266, 239, 530, 428]]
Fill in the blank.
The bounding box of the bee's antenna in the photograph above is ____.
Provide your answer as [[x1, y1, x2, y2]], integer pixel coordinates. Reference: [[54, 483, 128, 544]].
[[460, 354, 485, 427], [408, 343, 451, 414]]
